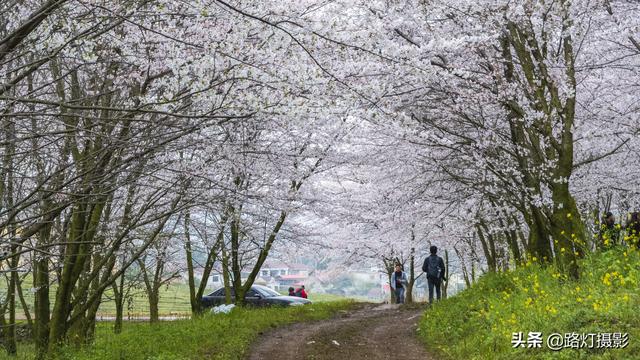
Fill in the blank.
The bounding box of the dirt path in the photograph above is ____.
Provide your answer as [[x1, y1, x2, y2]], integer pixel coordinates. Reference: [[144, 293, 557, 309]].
[[247, 303, 434, 360]]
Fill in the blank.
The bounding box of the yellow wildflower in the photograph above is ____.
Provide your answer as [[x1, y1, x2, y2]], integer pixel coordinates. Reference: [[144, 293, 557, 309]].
[[525, 297, 534, 307]]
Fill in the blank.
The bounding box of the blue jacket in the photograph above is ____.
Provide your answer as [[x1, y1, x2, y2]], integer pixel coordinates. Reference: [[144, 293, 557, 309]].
[[390, 271, 408, 290]]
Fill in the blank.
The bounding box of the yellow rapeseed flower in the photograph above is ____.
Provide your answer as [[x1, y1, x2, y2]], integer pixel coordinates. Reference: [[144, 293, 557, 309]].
[[525, 297, 533, 307]]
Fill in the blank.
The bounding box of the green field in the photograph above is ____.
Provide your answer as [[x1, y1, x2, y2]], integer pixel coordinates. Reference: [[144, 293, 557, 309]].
[[8, 281, 195, 319], [9, 281, 358, 319], [307, 292, 370, 303], [419, 246, 640, 359]]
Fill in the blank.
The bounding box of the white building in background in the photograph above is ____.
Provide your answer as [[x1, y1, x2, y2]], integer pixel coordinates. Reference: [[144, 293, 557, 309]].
[[255, 261, 311, 291], [193, 261, 312, 292], [258, 261, 311, 277]]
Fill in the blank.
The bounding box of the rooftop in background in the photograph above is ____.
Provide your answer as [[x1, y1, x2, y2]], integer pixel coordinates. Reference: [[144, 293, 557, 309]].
[[277, 274, 308, 280], [262, 261, 311, 271]]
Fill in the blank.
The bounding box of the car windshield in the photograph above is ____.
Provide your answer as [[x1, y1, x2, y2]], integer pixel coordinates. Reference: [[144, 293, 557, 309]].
[[255, 286, 281, 298]]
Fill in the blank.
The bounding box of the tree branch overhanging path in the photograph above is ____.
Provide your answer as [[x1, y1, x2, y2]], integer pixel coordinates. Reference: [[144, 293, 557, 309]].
[[0, 0, 639, 358]]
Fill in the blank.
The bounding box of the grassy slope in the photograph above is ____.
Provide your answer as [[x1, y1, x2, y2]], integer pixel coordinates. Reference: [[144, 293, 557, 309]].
[[419, 247, 640, 359], [9, 301, 355, 360]]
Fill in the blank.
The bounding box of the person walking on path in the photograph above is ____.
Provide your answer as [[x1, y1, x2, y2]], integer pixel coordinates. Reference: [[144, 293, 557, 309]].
[[422, 246, 446, 304], [390, 264, 408, 304]]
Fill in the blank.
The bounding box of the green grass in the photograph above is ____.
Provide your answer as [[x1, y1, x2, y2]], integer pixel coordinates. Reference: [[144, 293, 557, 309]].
[[7, 301, 356, 360], [307, 292, 368, 303], [419, 246, 640, 359]]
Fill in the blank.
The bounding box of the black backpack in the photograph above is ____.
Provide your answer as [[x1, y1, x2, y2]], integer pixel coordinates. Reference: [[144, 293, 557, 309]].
[[425, 255, 441, 280]]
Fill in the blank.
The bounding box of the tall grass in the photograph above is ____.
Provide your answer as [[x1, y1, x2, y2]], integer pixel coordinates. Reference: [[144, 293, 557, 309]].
[[419, 247, 640, 359]]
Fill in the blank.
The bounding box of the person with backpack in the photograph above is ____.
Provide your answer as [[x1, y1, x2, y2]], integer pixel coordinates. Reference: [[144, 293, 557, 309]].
[[390, 264, 408, 304], [422, 245, 446, 304], [294, 285, 308, 299]]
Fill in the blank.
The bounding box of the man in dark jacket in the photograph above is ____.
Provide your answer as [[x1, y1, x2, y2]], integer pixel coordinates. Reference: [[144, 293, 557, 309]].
[[422, 245, 446, 303]]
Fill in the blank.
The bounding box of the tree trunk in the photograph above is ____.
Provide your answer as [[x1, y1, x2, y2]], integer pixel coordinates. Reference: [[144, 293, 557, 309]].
[[471, 262, 476, 283], [184, 210, 198, 315], [526, 207, 553, 262], [550, 183, 585, 279], [113, 274, 124, 334], [454, 246, 471, 288], [405, 248, 416, 304], [442, 250, 450, 299], [229, 206, 244, 304], [138, 256, 162, 324], [382, 257, 396, 304], [33, 232, 51, 358], [49, 190, 108, 348], [221, 245, 232, 305], [387, 272, 395, 304], [2, 112, 17, 356], [5, 250, 18, 356], [496, 208, 522, 266], [149, 291, 159, 323], [476, 225, 496, 272]]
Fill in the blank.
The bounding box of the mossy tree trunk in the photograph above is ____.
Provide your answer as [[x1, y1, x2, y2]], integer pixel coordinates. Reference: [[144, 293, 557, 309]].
[[499, 5, 584, 278], [405, 247, 416, 304]]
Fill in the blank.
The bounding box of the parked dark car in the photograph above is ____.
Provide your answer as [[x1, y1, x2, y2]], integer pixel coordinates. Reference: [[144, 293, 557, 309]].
[[201, 285, 311, 308]]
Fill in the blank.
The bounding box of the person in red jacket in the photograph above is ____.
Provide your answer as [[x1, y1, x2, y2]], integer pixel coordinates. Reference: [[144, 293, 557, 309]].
[[294, 285, 308, 299]]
